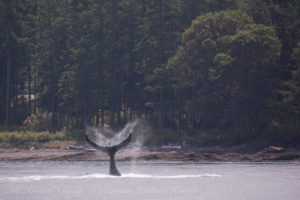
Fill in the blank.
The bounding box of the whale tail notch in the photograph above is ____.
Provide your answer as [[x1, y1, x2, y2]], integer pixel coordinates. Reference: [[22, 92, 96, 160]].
[[85, 132, 132, 176]]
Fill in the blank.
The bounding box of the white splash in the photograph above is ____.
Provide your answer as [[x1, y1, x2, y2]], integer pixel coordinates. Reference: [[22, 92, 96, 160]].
[[0, 173, 221, 182], [86, 120, 141, 147], [122, 173, 222, 179]]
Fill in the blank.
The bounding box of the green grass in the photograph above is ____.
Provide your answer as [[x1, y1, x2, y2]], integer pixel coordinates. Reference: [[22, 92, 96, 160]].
[[0, 129, 85, 148], [142, 128, 246, 146], [0, 127, 264, 148]]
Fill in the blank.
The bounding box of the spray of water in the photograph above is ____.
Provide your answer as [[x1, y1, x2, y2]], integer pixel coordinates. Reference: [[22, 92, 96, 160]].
[[85, 119, 149, 148], [85, 119, 150, 173], [0, 173, 221, 182]]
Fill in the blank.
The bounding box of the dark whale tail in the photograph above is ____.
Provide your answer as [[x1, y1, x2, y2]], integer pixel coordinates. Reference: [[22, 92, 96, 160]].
[[85, 133, 132, 176]]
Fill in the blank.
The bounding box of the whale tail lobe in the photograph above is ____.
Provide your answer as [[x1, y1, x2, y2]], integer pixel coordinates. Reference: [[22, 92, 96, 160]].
[[85, 132, 132, 176]]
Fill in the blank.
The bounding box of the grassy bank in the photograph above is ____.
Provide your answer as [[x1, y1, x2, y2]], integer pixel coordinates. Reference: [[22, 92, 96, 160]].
[[0, 127, 294, 149], [0, 128, 223, 149], [0, 129, 84, 148]]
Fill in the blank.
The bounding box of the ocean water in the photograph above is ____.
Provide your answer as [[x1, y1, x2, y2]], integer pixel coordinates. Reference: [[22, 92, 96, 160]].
[[0, 161, 299, 200]]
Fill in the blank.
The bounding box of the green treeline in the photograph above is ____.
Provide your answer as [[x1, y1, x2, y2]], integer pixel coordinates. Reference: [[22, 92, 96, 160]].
[[0, 0, 299, 145]]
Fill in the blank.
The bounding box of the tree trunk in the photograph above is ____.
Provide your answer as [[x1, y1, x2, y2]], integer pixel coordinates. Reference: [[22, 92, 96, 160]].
[[130, 107, 133, 120], [5, 11, 11, 127], [110, 109, 115, 128], [191, 112, 196, 133], [159, 88, 163, 133], [101, 107, 104, 130], [57, 96, 61, 131], [66, 107, 69, 129], [28, 60, 31, 112], [96, 110, 99, 128], [141, 0, 145, 17], [123, 104, 127, 123], [109, 0, 116, 128], [176, 111, 181, 140], [117, 109, 121, 126], [33, 65, 36, 113], [50, 96, 55, 132]]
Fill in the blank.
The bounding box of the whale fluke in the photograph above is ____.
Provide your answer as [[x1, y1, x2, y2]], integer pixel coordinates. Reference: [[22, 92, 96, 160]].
[[85, 132, 132, 176]]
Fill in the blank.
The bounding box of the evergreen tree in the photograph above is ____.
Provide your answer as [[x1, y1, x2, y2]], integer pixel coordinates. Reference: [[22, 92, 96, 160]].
[[168, 10, 281, 141]]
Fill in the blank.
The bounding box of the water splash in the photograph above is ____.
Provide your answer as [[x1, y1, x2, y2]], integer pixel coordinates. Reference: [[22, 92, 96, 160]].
[[122, 173, 222, 179], [0, 173, 222, 182], [86, 120, 143, 147]]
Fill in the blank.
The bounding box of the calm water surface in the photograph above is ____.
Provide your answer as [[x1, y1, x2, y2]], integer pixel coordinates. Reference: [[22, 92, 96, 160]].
[[0, 161, 299, 200]]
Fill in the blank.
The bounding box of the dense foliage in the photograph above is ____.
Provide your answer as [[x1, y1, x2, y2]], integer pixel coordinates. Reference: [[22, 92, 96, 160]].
[[0, 0, 299, 145], [168, 10, 281, 143]]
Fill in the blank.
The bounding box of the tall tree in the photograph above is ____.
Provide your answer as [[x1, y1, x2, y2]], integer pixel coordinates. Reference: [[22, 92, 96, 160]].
[[168, 10, 281, 141], [4, 0, 13, 126]]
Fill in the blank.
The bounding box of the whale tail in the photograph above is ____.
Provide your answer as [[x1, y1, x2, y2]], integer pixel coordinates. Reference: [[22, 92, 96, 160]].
[[85, 132, 132, 176]]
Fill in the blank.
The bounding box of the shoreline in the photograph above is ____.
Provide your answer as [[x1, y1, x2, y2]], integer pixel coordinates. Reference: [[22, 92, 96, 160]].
[[1, 145, 300, 162]]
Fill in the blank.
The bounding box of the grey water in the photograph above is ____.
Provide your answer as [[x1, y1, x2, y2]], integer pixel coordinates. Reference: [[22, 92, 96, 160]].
[[0, 161, 299, 200]]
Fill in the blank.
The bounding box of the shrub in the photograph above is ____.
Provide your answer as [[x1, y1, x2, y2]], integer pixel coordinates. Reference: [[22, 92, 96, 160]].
[[23, 110, 52, 131], [62, 128, 83, 140], [0, 129, 84, 148]]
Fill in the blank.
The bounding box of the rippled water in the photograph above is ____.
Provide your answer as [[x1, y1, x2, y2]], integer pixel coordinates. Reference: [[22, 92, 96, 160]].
[[0, 161, 299, 200]]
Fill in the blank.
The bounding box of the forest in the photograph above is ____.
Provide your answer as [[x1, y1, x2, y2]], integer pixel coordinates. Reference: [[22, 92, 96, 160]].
[[0, 0, 299, 146]]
